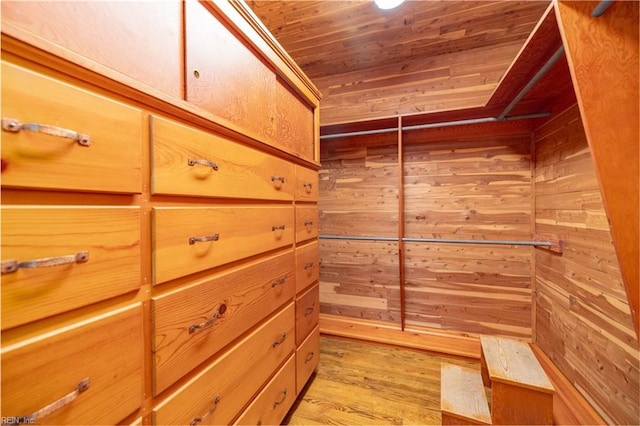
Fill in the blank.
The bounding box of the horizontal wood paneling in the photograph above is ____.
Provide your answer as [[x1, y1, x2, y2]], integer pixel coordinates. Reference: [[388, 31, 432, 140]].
[[319, 142, 398, 237], [404, 135, 532, 241], [533, 104, 639, 425], [404, 242, 532, 338], [319, 240, 400, 324], [248, 1, 549, 126]]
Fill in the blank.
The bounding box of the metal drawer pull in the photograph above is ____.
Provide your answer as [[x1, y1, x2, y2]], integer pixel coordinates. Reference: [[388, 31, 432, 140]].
[[272, 332, 287, 348], [272, 225, 286, 231], [271, 277, 286, 288], [304, 306, 315, 317], [303, 182, 313, 192], [305, 352, 315, 363], [304, 220, 314, 226], [189, 234, 219, 245], [190, 395, 220, 426], [2, 118, 91, 147], [188, 158, 219, 171], [189, 303, 227, 334], [1, 251, 89, 274], [6, 378, 91, 425], [271, 176, 286, 183], [273, 388, 287, 408], [304, 262, 314, 270]]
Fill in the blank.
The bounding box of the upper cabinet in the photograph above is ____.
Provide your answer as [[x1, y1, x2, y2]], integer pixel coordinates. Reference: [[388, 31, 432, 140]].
[[0, 1, 182, 98], [185, 0, 277, 145], [2, 0, 320, 165]]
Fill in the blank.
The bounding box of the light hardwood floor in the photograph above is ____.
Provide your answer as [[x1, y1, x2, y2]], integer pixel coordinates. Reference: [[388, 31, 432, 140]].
[[284, 335, 479, 425]]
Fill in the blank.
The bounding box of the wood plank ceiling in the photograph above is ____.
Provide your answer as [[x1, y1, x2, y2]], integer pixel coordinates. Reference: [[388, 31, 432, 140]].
[[247, 0, 551, 126]]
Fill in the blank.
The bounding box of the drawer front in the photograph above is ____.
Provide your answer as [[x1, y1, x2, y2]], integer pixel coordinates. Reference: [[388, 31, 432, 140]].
[[151, 116, 294, 201], [153, 206, 294, 284], [1, 304, 143, 425], [295, 165, 319, 201], [295, 205, 319, 244], [153, 303, 295, 425], [295, 240, 319, 294], [152, 250, 295, 395], [295, 284, 319, 346], [234, 355, 296, 426], [1, 61, 142, 193], [1, 206, 141, 329], [296, 325, 320, 394]]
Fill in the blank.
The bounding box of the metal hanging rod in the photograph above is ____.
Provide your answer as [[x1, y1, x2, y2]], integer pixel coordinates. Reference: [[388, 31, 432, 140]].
[[319, 112, 551, 140], [497, 46, 566, 120], [592, 0, 614, 17], [319, 234, 552, 247]]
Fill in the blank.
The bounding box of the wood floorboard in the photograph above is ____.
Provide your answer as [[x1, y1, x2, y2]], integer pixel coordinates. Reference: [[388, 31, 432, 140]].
[[284, 335, 479, 425]]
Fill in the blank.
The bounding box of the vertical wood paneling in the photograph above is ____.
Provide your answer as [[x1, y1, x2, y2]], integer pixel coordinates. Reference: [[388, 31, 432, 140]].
[[534, 104, 639, 425]]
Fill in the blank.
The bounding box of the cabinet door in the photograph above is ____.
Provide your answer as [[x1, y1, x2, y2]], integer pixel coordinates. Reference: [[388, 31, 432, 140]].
[[277, 78, 315, 161], [1, 1, 182, 97], [185, 0, 276, 143]]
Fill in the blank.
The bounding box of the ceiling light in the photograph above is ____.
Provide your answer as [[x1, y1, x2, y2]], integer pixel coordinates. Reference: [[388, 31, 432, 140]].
[[375, 0, 405, 10]]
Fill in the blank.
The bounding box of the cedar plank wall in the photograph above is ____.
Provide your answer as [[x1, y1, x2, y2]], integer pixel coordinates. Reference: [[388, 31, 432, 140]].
[[319, 137, 401, 323], [533, 104, 639, 425], [319, 126, 533, 338], [403, 134, 532, 337]]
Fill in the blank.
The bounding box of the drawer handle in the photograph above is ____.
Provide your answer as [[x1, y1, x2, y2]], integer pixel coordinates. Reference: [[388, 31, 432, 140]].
[[2, 117, 91, 147], [304, 305, 315, 317], [271, 276, 286, 288], [305, 351, 315, 363], [271, 176, 286, 184], [189, 303, 227, 334], [7, 378, 91, 424], [272, 332, 287, 348], [273, 388, 287, 408], [304, 262, 314, 270], [188, 158, 219, 171], [188, 234, 219, 245], [190, 395, 220, 426], [272, 225, 286, 231], [1, 251, 89, 274], [303, 182, 313, 192], [304, 220, 314, 227]]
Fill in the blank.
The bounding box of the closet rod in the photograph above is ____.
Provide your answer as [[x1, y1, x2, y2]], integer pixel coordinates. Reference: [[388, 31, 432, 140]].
[[592, 0, 614, 17], [319, 234, 552, 247], [497, 46, 565, 120], [319, 112, 550, 140]]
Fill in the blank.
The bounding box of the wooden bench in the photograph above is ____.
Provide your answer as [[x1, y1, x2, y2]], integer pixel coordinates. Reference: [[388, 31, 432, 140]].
[[441, 363, 491, 425], [480, 336, 555, 425]]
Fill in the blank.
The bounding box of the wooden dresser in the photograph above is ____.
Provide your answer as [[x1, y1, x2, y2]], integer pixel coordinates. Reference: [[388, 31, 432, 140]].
[[0, 1, 320, 424]]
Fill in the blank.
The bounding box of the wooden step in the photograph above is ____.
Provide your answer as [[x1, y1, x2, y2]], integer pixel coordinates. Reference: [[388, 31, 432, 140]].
[[480, 336, 554, 425], [440, 363, 492, 425]]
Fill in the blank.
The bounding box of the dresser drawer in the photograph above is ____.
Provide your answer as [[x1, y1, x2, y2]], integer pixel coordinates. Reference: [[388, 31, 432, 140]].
[[295, 240, 319, 294], [296, 284, 319, 346], [152, 250, 295, 395], [151, 116, 294, 201], [295, 165, 319, 202], [234, 355, 296, 426], [295, 205, 319, 243], [1, 206, 141, 330], [153, 303, 295, 425], [153, 206, 294, 284], [1, 61, 142, 193], [1, 304, 143, 425], [296, 325, 320, 394]]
